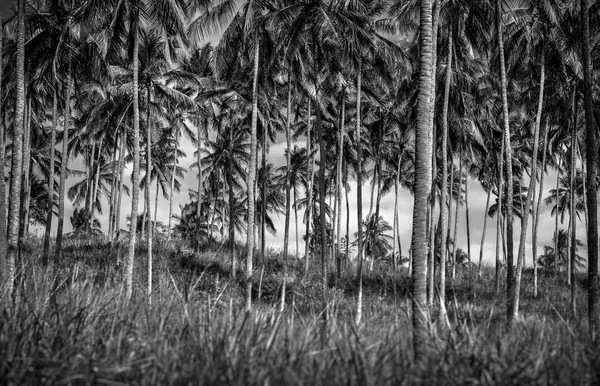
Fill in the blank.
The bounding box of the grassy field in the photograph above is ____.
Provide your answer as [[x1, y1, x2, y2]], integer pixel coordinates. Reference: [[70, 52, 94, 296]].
[[1, 236, 599, 385]]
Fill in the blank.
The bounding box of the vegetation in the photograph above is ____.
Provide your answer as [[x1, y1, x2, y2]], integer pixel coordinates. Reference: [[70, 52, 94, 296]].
[[0, 0, 599, 378]]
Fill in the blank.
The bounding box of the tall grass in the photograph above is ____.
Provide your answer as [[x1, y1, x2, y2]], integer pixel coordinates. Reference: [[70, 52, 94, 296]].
[[1, 237, 599, 384]]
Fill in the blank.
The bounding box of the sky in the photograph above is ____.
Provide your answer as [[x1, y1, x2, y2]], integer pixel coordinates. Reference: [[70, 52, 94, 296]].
[[2, 0, 596, 269]]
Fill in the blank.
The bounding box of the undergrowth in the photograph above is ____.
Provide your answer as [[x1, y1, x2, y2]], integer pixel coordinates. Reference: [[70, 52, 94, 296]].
[[0, 237, 599, 385]]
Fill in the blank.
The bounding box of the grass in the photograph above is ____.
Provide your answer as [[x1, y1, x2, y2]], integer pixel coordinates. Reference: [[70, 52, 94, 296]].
[[1, 236, 599, 385]]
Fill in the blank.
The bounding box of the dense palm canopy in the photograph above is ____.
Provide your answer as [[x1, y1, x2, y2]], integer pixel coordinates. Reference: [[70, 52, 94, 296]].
[[0, 0, 599, 355]]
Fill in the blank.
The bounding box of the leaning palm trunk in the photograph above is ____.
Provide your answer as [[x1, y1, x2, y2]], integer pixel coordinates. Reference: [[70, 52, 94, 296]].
[[245, 30, 260, 312], [125, 8, 141, 303], [0, 15, 7, 287], [513, 55, 544, 317], [5, 0, 25, 297], [497, 0, 516, 325], [91, 139, 104, 230], [581, 0, 599, 339], [355, 68, 364, 325], [412, 0, 435, 359], [115, 133, 126, 246], [465, 164, 473, 297], [54, 62, 73, 266], [478, 189, 491, 277], [533, 124, 548, 298], [43, 89, 58, 267], [438, 28, 452, 317], [451, 150, 463, 280]]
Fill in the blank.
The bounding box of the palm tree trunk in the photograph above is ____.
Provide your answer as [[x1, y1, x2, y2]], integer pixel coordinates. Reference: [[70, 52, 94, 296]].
[[54, 61, 72, 266], [304, 99, 313, 275], [570, 85, 577, 314], [393, 151, 404, 270], [427, 126, 436, 305], [85, 143, 95, 224], [43, 89, 58, 267], [91, 139, 104, 231], [0, 16, 7, 287], [335, 92, 345, 279], [478, 189, 491, 277], [438, 27, 452, 316], [20, 99, 31, 240], [465, 165, 473, 295], [580, 0, 599, 339], [294, 184, 299, 259], [245, 29, 260, 312], [108, 133, 119, 240], [125, 5, 141, 302], [5, 0, 25, 297], [497, 0, 516, 326], [554, 162, 560, 268], [533, 124, 548, 298], [146, 88, 153, 304], [229, 126, 236, 279], [496, 138, 504, 294], [115, 132, 126, 245], [355, 68, 365, 325], [317, 106, 328, 293], [513, 54, 544, 317], [412, 0, 434, 359], [196, 118, 203, 253], [281, 83, 292, 312], [451, 150, 462, 280], [447, 161, 454, 273], [153, 179, 159, 236], [260, 123, 267, 267], [167, 129, 179, 241]]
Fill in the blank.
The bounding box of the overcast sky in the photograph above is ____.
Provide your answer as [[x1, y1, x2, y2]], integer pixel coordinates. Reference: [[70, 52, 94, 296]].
[[2, 1, 595, 268]]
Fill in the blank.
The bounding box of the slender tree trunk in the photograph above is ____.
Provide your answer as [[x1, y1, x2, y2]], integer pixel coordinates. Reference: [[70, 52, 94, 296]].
[[167, 130, 178, 242], [108, 134, 119, 240], [336, 92, 345, 279], [465, 165, 473, 296], [447, 161, 454, 274], [355, 68, 365, 325], [497, 0, 516, 326], [427, 125, 436, 305], [533, 124, 548, 298], [304, 99, 313, 275], [85, 143, 95, 225], [125, 6, 141, 302], [345, 172, 350, 265], [570, 85, 577, 315], [513, 54, 544, 317], [245, 30, 260, 312], [20, 99, 31, 240], [91, 139, 104, 230], [115, 133, 125, 245], [478, 189, 491, 277], [0, 16, 7, 287], [412, 0, 434, 359], [317, 106, 328, 293], [5, 0, 25, 297], [196, 118, 203, 253], [146, 88, 153, 305], [496, 138, 504, 294], [393, 151, 404, 270], [229, 126, 236, 279], [451, 150, 462, 280], [153, 179, 159, 237], [438, 28, 452, 317], [294, 184, 299, 259], [43, 89, 58, 267], [581, 0, 599, 340], [554, 162, 560, 268], [260, 121, 267, 267], [281, 83, 292, 312], [54, 61, 72, 267]]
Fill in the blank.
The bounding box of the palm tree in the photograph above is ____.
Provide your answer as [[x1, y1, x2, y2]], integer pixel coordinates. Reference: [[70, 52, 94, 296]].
[[580, 0, 598, 337], [0, 12, 7, 286], [4, 0, 25, 296], [412, 0, 434, 360], [537, 229, 584, 271], [355, 214, 393, 270]]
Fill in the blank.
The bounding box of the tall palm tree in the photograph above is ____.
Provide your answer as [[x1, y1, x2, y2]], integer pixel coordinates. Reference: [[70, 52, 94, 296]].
[[0, 10, 7, 287], [5, 0, 25, 297], [412, 0, 434, 360], [580, 0, 598, 338]]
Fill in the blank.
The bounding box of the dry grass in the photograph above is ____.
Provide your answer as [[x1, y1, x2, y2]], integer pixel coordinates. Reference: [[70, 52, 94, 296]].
[[0, 237, 599, 385]]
